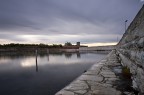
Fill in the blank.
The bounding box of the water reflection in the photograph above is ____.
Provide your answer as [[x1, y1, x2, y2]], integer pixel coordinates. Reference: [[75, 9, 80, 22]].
[[0, 52, 108, 68], [64, 53, 72, 58], [0, 51, 107, 95], [77, 52, 81, 58], [21, 57, 36, 67], [36, 53, 38, 72]]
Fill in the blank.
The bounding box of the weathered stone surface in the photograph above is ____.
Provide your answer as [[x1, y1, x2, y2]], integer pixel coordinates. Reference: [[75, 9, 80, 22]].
[[137, 37, 144, 48], [100, 71, 115, 75], [64, 81, 88, 91], [117, 5, 144, 94], [84, 70, 100, 75], [55, 51, 124, 95], [101, 74, 116, 78], [73, 90, 87, 94], [89, 65, 101, 71], [87, 88, 121, 95], [56, 90, 74, 95], [78, 75, 103, 82], [136, 68, 144, 93], [105, 77, 119, 81]]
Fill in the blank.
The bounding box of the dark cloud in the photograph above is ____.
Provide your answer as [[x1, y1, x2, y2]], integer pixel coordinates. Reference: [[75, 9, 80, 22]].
[[0, 0, 143, 45], [0, 16, 38, 30]]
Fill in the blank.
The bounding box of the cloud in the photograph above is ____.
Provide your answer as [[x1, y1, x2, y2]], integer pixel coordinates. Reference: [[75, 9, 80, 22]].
[[0, 0, 143, 45], [0, 16, 39, 30], [47, 18, 123, 35]]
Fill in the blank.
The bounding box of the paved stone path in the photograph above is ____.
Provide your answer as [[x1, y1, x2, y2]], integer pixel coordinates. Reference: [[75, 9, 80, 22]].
[[55, 50, 125, 95]]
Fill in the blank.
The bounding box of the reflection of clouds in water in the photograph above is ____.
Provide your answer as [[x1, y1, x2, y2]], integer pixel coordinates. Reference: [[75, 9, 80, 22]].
[[0, 58, 11, 64], [0, 57, 22, 71], [21, 54, 88, 67], [0, 53, 107, 95], [48, 54, 97, 64], [48, 55, 83, 64], [21, 57, 36, 67], [0, 53, 106, 68], [20, 57, 48, 67]]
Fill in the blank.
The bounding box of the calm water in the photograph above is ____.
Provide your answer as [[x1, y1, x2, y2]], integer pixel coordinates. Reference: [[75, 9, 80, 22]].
[[0, 52, 107, 95]]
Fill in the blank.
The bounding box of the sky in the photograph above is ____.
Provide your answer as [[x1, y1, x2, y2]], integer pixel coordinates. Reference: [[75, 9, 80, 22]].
[[0, 0, 143, 46]]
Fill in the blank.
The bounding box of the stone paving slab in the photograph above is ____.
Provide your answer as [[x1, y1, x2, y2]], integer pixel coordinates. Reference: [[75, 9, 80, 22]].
[[55, 50, 133, 95]]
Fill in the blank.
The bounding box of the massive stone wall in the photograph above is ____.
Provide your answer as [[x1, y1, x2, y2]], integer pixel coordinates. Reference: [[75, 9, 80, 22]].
[[117, 5, 144, 94], [118, 5, 144, 45]]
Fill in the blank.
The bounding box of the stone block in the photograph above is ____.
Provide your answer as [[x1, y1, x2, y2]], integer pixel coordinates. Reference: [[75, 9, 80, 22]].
[[84, 70, 99, 75], [73, 90, 87, 94], [130, 50, 137, 61], [100, 71, 116, 78], [56, 90, 74, 95], [135, 68, 144, 92], [64, 80, 88, 91], [89, 87, 121, 95], [78, 75, 103, 82], [137, 37, 144, 48], [136, 50, 144, 68]]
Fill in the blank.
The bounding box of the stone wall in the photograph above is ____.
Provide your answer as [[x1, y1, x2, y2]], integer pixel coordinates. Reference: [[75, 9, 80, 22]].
[[117, 5, 144, 94]]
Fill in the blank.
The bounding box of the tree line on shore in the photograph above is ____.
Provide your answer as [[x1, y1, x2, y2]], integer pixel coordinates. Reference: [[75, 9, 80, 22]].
[[0, 42, 74, 49], [0, 43, 63, 48]]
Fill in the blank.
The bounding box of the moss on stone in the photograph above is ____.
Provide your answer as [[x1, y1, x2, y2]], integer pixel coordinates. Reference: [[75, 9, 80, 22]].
[[122, 66, 131, 79]]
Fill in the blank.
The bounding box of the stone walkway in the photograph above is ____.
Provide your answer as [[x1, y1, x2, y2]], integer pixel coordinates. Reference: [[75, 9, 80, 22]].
[[55, 50, 133, 95]]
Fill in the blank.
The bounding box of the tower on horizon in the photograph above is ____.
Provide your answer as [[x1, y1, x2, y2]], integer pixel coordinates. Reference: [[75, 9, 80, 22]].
[[76, 42, 80, 46]]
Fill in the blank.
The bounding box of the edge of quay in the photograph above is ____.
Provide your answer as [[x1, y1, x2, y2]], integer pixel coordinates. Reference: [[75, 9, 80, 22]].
[[55, 50, 133, 95]]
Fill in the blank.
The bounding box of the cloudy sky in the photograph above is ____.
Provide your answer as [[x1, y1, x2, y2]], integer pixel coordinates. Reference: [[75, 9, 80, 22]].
[[0, 0, 143, 46]]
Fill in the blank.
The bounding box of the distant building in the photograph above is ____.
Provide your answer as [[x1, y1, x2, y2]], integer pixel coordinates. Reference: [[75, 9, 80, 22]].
[[76, 42, 80, 46]]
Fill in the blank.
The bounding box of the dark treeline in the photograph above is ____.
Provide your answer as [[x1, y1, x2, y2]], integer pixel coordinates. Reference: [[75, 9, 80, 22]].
[[0, 43, 63, 48], [0, 43, 79, 52], [0, 42, 79, 52], [0, 43, 64, 52]]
